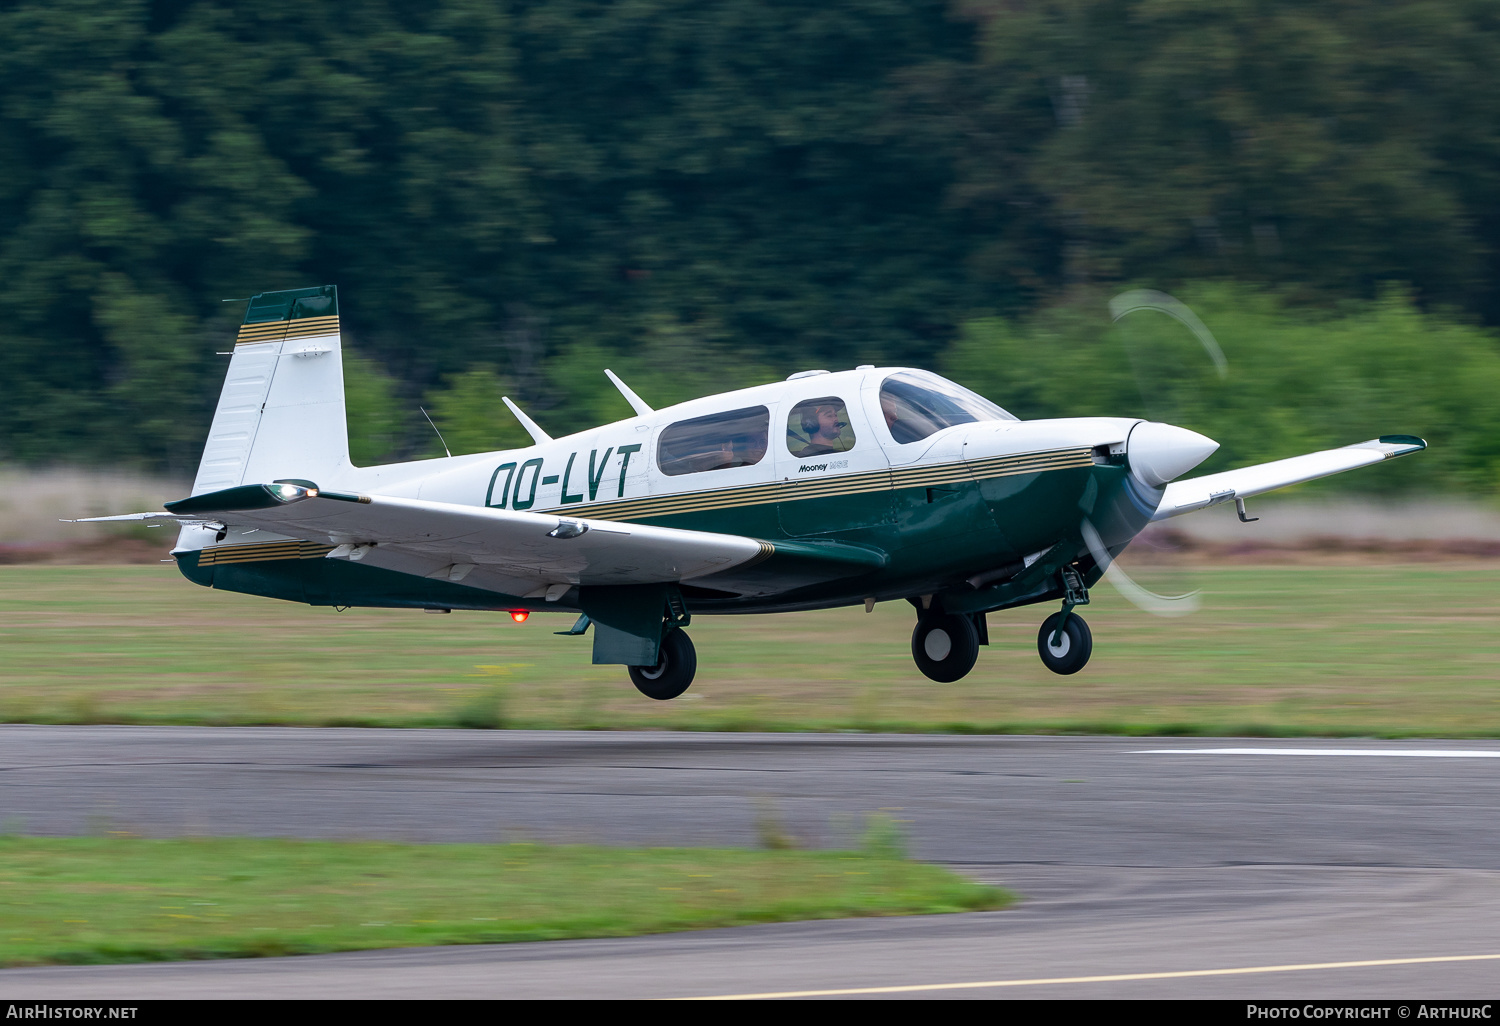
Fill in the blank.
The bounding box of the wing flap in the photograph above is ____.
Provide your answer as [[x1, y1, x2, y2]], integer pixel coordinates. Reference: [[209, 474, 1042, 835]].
[[1152, 436, 1426, 521]]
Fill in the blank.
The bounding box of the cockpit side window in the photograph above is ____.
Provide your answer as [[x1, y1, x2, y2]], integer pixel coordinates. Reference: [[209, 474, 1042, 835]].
[[786, 396, 856, 458], [657, 405, 770, 476], [878, 371, 1016, 444]]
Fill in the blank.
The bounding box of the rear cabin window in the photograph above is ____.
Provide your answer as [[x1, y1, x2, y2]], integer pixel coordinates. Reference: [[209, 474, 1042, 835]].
[[657, 406, 771, 476], [786, 396, 856, 458], [878, 371, 1016, 444]]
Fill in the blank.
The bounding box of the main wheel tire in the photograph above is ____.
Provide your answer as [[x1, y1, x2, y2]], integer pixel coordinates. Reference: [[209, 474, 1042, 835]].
[[628, 629, 697, 700], [911, 612, 980, 683], [1037, 612, 1093, 675]]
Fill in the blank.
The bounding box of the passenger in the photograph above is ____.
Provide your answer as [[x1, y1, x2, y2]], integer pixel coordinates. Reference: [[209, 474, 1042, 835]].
[[712, 433, 766, 469], [740, 433, 768, 465], [792, 403, 849, 458]]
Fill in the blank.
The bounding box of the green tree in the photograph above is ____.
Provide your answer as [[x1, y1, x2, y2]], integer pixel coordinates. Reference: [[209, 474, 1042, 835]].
[[938, 0, 1500, 311], [342, 348, 402, 466], [944, 283, 1500, 495], [422, 366, 531, 457]]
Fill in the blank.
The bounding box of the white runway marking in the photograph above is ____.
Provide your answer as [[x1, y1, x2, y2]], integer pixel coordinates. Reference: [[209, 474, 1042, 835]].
[[684, 952, 1500, 1000], [1132, 747, 1500, 758]]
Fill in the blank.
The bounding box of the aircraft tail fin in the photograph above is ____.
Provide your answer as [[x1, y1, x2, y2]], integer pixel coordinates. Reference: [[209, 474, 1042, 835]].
[[190, 286, 351, 496]]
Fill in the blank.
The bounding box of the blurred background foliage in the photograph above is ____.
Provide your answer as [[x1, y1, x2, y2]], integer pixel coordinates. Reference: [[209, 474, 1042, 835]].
[[3, 0, 1499, 493]]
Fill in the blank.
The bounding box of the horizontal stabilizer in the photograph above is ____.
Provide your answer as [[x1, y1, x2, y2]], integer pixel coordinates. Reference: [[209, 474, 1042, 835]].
[[1152, 436, 1426, 521], [68, 511, 174, 523]]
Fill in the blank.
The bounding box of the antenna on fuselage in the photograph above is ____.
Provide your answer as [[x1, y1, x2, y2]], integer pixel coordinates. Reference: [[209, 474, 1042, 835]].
[[501, 396, 554, 445], [604, 368, 653, 416], [419, 406, 452, 458]]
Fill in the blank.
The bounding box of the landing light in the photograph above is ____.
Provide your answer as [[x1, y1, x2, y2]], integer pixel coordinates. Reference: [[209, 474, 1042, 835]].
[[548, 518, 589, 539], [509, 610, 529, 623]]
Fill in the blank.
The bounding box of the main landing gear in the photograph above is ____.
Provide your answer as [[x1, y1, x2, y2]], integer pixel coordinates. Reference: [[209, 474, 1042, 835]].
[[911, 612, 980, 683], [628, 629, 697, 700]]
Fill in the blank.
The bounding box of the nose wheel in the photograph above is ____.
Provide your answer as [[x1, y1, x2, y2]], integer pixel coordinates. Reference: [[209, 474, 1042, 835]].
[[1037, 611, 1092, 675], [628, 629, 697, 700], [911, 612, 980, 682]]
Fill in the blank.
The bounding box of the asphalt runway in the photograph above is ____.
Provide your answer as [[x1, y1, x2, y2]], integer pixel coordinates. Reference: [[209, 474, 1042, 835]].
[[2, 726, 1499, 999]]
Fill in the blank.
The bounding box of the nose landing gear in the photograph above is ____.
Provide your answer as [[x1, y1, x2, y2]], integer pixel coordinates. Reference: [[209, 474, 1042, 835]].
[[1037, 565, 1093, 675], [1037, 611, 1092, 675]]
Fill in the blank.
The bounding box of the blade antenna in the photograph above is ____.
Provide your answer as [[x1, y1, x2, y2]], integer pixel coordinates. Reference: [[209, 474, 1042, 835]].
[[420, 406, 452, 458], [604, 368, 653, 416], [501, 397, 554, 444]]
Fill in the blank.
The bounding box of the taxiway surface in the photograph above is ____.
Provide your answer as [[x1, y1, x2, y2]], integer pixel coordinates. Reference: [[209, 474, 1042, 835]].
[[1, 726, 1498, 998]]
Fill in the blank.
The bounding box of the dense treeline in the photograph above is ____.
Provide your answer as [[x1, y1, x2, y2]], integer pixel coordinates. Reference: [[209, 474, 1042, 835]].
[[3, 1, 1500, 493]]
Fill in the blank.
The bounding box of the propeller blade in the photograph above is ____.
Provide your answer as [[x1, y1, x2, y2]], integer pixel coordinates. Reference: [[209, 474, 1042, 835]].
[[1081, 518, 1200, 617], [1109, 290, 1228, 379], [1103, 289, 1229, 616]]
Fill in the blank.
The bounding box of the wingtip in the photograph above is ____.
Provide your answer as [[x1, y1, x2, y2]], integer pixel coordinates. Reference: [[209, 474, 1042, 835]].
[[1378, 434, 1427, 452]]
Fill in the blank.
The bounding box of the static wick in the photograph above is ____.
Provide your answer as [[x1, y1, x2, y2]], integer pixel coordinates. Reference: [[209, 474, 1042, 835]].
[[420, 406, 452, 459]]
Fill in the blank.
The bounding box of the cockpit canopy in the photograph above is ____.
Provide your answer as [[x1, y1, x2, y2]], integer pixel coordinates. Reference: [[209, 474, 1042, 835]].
[[878, 370, 1016, 444]]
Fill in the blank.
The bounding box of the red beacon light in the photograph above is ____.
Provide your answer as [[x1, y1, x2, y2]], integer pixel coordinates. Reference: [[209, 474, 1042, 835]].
[[509, 610, 529, 623]]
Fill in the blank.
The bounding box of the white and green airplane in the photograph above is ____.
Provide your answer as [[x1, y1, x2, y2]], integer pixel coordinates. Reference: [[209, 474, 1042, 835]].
[[84, 286, 1425, 699]]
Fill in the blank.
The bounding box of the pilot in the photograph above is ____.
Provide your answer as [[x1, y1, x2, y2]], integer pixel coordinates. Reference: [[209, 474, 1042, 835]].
[[792, 404, 849, 458], [881, 393, 922, 444]]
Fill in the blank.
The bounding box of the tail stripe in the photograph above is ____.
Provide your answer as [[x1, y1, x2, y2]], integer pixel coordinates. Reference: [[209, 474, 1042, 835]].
[[236, 315, 340, 346]]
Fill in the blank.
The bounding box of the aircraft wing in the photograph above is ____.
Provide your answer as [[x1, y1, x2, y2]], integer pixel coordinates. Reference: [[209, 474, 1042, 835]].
[[1151, 435, 1427, 521], [81, 483, 771, 588]]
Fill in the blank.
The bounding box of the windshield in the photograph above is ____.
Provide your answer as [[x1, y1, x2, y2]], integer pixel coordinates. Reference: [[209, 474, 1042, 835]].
[[878, 371, 1015, 444]]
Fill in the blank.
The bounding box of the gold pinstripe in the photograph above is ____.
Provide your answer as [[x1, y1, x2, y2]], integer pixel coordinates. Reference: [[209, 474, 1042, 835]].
[[235, 316, 340, 346], [567, 447, 1093, 523], [197, 540, 335, 565], [738, 541, 776, 569]]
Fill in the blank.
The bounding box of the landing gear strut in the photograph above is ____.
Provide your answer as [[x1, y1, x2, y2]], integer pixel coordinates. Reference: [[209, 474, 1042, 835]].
[[628, 629, 697, 700], [1037, 565, 1093, 675], [911, 612, 980, 683]]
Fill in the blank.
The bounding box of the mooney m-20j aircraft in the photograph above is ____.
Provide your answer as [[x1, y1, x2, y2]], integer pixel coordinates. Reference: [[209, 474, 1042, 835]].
[[85, 286, 1426, 699]]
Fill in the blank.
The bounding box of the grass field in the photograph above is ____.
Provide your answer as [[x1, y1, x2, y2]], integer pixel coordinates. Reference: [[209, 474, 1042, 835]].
[[0, 832, 1006, 966], [0, 562, 1496, 736]]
